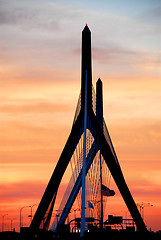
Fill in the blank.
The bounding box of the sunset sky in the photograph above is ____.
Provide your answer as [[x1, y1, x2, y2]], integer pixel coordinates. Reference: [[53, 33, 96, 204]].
[[0, 0, 161, 232]]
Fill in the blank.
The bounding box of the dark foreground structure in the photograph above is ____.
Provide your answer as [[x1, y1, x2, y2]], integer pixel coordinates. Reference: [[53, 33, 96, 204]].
[[0, 230, 161, 240]]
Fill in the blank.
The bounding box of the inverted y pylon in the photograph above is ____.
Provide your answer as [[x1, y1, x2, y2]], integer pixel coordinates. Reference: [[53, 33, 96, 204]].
[[30, 25, 147, 233]]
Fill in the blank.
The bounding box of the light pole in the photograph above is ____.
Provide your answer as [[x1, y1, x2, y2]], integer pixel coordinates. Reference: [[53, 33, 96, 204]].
[[7, 218, 16, 231], [28, 204, 38, 223], [20, 205, 31, 232], [56, 214, 59, 230], [72, 208, 80, 219], [10, 219, 13, 231], [1, 214, 8, 232], [142, 203, 153, 220], [137, 202, 153, 219]]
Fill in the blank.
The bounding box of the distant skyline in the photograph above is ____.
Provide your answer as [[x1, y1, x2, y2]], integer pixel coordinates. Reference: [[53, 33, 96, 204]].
[[0, 0, 161, 232]]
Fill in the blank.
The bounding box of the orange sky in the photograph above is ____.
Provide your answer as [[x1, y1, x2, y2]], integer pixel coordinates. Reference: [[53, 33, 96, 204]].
[[0, 0, 161, 232]]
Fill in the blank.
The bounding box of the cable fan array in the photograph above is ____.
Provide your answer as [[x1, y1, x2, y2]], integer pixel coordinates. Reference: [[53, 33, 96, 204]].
[[51, 86, 114, 230]]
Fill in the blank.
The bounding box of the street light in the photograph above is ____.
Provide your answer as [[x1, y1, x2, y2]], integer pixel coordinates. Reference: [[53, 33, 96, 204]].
[[72, 208, 80, 219], [142, 203, 153, 220], [137, 202, 153, 219], [56, 214, 59, 227], [20, 205, 31, 231], [7, 218, 16, 231], [1, 214, 8, 232], [28, 204, 38, 223]]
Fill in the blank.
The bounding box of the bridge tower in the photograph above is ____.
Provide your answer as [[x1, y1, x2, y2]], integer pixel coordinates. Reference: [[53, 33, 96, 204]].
[[30, 25, 147, 235]]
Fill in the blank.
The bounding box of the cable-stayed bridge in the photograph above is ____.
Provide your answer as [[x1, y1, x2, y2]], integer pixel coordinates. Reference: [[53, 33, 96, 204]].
[[29, 25, 147, 237]]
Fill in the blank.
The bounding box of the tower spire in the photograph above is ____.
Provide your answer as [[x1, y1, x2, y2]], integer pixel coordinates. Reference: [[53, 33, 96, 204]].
[[96, 78, 103, 228], [81, 25, 92, 110]]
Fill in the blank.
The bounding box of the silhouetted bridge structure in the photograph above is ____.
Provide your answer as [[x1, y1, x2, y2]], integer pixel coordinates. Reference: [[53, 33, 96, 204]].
[[28, 25, 149, 238]]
